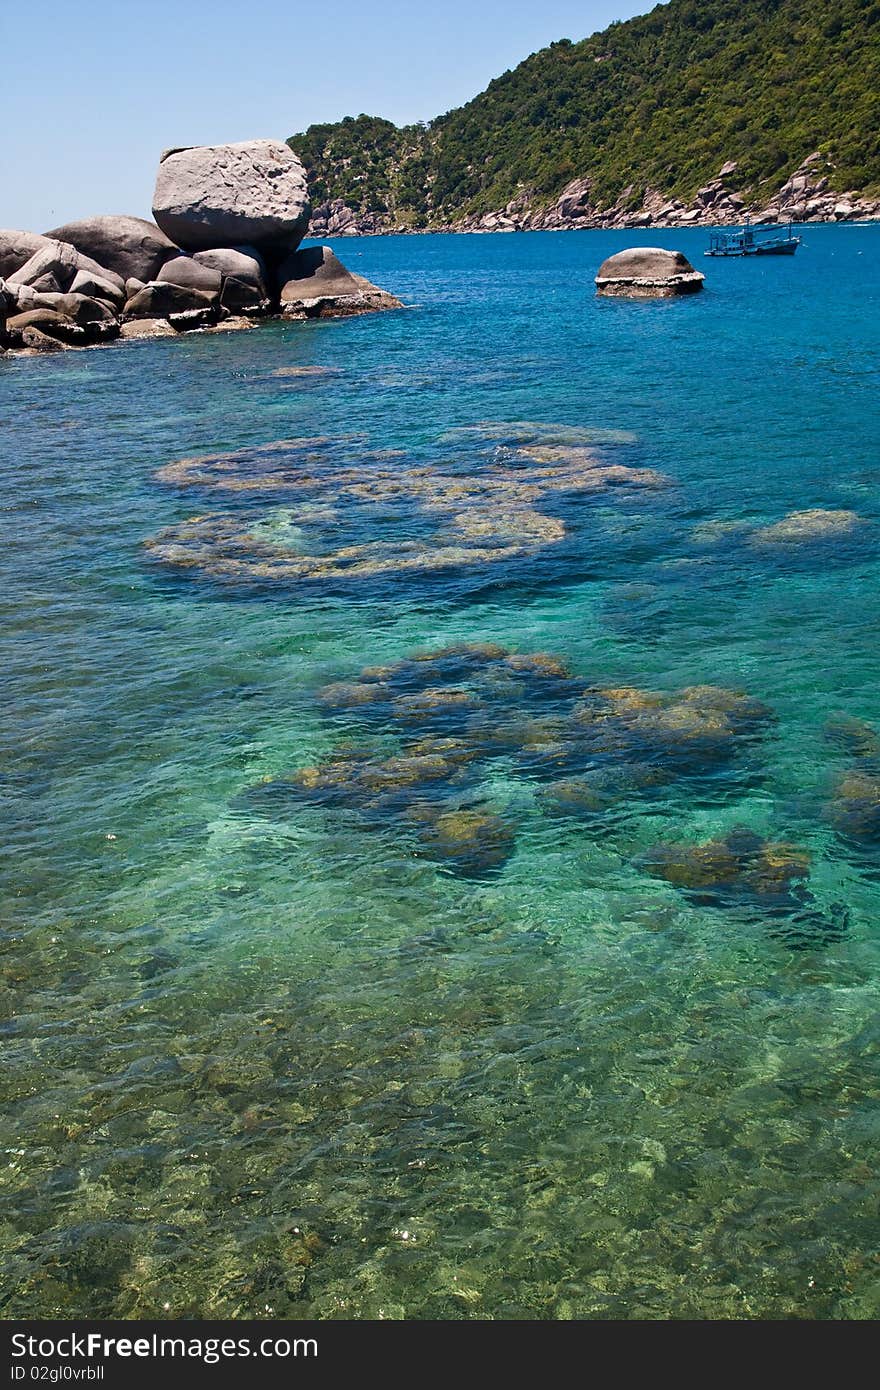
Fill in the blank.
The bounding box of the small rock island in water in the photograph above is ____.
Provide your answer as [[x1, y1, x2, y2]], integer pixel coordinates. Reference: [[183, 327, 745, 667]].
[[595, 247, 705, 297], [0, 138, 402, 355]]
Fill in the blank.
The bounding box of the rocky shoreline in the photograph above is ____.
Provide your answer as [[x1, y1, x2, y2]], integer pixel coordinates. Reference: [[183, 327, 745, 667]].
[[309, 153, 880, 237], [0, 140, 402, 357], [5, 140, 875, 357]]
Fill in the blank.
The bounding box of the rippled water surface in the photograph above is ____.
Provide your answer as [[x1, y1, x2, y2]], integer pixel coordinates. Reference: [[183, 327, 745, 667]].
[[2, 226, 880, 1318]]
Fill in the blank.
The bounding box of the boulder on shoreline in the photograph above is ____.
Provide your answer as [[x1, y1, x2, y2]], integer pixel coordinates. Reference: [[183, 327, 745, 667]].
[[152, 140, 311, 254], [192, 246, 269, 313], [277, 245, 362, 302], [278, 244, 403, 318], [156, 257, 224, 294], [123, 280, 221, 328], [595, 247, 704, 297], [44, 216, 176, 285], [7, 240, 83, 294], [0, 229, 57, 280], [5, 238, 126, 297], [20, 325, 66, 352], [119, 318, 177, 340], [5, 306, 112, 346], [69, 268, 125, 307]]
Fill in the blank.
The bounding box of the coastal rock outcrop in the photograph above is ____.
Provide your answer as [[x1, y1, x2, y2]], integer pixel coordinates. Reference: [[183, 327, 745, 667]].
[[2, 138, 400, 357], [27, 292, 117, 327], [45, 216, 177, 284], [152, 140, 310, 254], [7, 240, 84, 294], [308, 199, 381, 237], [277, 244, 403, 318], [595, 247, 704, 298]]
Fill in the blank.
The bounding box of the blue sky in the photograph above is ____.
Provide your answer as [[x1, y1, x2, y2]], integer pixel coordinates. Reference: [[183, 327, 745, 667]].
[[2, 1, 655, 231]]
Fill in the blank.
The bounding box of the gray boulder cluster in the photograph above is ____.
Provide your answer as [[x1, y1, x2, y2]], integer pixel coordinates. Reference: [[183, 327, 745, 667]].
[[1, 139, 400, 355]]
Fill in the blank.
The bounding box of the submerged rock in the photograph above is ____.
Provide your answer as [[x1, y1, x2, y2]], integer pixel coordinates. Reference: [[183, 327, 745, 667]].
[[595, 247, 704, 297], [749, 509, 866, 546], [271, 365, 341, 379], [144, 424, 671, 588], [317, 679, 392, 710], [144, 510, 559, 582], [440, 421, 640, 448], [392, 686, 485, 726], [154, 437, 334, 492], [240, 643, 786, 897], [410, 804, 516, 877], [252, 740, 471, 819], [640, 827, 847, 949], [827, 770, 880, 843], [152, 139, 311, 254], [641, 827, 810, 899], [543, 762, 671, 817], [572, 681, 773, 773], [119, 317, 177, 340], [824, 715, 880, 761]]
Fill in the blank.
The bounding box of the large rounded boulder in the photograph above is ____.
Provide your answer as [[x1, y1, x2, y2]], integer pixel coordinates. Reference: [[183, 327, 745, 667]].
[[44, 216, 178, 284], [156, 257, 223, 294], [276, 245, 362, 303], [152, 140, 310, 254], [191, 246, 269, 312], [0, 229, 53, 280], [276, 244, 402, 319], [595, 247, 704, 297]]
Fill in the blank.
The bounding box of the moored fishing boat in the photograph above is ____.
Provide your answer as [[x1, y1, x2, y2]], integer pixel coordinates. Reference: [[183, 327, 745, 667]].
[[705, 218, 801, 256]]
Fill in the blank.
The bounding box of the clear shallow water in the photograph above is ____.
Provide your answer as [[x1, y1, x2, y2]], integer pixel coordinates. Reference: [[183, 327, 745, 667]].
[[2, 224, 880, 1319]]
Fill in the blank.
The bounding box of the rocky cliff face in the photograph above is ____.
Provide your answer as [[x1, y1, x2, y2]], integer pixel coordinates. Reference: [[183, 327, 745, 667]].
[[307, 154, 880, 237]]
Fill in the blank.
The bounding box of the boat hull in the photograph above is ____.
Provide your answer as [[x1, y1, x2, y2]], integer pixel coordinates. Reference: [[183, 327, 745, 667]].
[[705, 241, 800, 257], [753, 242, 799, 255]]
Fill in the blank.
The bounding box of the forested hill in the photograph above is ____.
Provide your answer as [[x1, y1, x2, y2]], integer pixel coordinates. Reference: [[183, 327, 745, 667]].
[[287, 0, 880, 228]]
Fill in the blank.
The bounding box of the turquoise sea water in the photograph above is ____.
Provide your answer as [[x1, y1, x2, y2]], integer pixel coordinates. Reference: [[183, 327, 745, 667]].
[[2, 225, 880, 1319]]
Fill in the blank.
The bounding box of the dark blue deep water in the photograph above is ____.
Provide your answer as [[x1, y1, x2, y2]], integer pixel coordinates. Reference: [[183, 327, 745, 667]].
[[2, 225, 880, 1318]]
